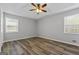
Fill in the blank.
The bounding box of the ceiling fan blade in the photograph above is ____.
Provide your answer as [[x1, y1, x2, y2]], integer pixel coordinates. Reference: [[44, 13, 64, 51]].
[[42, 4, 47, 8], [37, 4, 40, 9], [31, 3, 36, 7], [29, 9, 36, 11], [42, 10, 47, 12]]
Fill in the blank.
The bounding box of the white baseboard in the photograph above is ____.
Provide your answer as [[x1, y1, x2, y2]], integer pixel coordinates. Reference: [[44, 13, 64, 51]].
[[38, 35, 79, 47], [3, 35, 79, 47], [4, 36, 36, 43]]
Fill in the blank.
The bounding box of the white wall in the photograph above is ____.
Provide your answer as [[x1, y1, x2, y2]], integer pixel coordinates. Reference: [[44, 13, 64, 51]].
[[38, 8, 79, 46], [0, 9, 4, 52], [0, 9, 2, 52], [4, 13, 36, 42], [2, 7, 79, 46], [0, 9, 2, 43]]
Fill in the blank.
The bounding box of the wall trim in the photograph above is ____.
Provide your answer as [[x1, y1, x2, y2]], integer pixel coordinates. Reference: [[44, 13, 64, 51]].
[[39, 4, 79, 20], [3, 35, 79, 47], [3, 36, 36, 43], [38, 35, 79, 47]]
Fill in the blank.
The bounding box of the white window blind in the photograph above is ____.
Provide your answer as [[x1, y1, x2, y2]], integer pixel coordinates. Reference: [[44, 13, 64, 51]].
[[64, 14, 79, 34], [6, 17, 18, 32]]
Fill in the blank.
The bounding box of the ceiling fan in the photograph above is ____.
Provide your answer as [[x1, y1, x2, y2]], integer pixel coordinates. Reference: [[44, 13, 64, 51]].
[[29, 3, 47, 14]]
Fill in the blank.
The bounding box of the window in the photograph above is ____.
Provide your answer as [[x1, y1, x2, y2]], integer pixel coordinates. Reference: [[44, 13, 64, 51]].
[[64, 14, 79, 34], [6, 17, 18, 32]]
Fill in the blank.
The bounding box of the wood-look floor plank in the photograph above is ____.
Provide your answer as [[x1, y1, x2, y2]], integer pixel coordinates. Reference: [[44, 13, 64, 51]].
[[36, 38, 79, 54], [17, 41, 37, 55], [1, 37, 79, 55]]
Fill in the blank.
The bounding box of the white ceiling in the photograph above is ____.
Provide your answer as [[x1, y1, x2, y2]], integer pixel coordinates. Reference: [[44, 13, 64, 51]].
[[0, 3, 79, 19]]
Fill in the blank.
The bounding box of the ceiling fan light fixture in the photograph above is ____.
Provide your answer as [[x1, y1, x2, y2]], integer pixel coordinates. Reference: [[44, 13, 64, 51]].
[[30, 3, 47, 14], [36, 9, 42, 13]]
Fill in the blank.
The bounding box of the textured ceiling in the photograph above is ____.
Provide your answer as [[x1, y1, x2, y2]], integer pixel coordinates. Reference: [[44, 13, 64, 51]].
[[0, 3, 78, 19]]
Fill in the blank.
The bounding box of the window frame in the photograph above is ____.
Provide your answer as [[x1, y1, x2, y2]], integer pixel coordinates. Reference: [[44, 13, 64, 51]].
[[64, 14, 79, 34], [5, 17, 19, 33]]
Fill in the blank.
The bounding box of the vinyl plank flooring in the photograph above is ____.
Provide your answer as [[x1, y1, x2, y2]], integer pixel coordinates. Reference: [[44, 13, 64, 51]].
[[1, 37, 79, 55]]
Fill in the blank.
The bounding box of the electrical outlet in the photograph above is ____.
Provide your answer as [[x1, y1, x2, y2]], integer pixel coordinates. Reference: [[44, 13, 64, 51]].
[[72, 40, 77, 43]]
